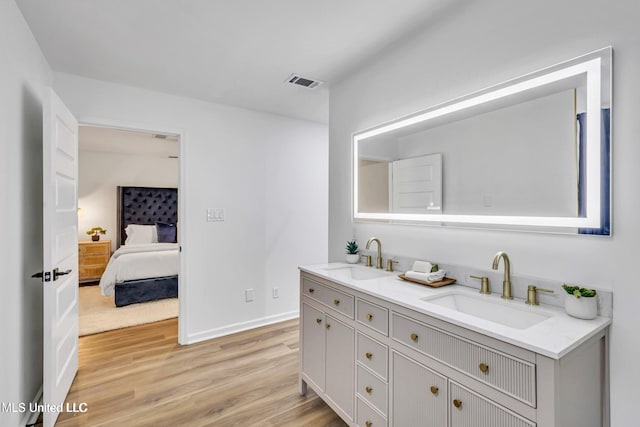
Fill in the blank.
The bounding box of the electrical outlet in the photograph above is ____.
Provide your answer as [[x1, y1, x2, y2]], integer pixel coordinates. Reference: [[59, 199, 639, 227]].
[[272, 287, 279, 299], [245, 288, 254, 302]]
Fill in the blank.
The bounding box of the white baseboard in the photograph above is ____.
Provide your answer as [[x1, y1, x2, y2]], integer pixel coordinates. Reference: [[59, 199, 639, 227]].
[[185, 310, 299, 345], [20, 385, 42, 427]]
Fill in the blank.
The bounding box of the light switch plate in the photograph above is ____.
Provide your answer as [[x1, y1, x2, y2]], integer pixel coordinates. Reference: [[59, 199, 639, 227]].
[[207, 208, 225, 222]]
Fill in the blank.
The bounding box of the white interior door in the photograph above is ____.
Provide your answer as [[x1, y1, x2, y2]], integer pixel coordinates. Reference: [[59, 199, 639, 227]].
[[391, 154, 442, 213], [42, 88, 79, 427]]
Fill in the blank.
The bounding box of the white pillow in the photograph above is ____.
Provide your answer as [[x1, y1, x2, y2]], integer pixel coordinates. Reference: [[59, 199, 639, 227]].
[[124, 224, 158, 245]]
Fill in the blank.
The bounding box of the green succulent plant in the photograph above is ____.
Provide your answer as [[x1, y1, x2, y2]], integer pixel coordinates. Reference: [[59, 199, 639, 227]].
[[562, 284, 597, 298], [345, 240, 359, 255]]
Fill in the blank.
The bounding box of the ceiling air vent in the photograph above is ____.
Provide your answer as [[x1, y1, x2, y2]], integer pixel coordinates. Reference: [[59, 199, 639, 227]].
[[286, 73, 324, 89], [153, 133, 179, 141]]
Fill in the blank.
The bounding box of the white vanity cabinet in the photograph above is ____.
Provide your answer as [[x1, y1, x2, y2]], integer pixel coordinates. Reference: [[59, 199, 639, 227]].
[[299, 269, 609, 427], [325, 314, 355, 416], [300, 278, 355, 422], [392, 351, 447, 426]]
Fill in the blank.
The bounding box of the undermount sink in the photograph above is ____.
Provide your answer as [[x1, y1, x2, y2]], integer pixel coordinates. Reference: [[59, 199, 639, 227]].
[[323, 265, 389, 281], [421, 291, 551, 329]]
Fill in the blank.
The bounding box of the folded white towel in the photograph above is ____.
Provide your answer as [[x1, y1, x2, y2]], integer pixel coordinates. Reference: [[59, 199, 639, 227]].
[[412, 260, 432, 273], [405, 269, 447, 283]]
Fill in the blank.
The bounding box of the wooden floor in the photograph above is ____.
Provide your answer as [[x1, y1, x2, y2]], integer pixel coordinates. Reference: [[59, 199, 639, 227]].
[[57, 318, 347, 427]]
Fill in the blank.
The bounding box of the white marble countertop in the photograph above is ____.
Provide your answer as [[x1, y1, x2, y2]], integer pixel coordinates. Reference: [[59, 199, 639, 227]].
[[300, 263, 611, 359]]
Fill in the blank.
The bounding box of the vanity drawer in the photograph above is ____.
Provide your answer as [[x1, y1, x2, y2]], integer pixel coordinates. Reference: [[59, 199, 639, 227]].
[[449, 381, 536, 427], [357, 333, 388, 380], [391, 313, 536, 406], [357, 299, 389, 336], [357, 397, 387, 427], [302, 278, 354, 318], [357, 365, 388, 415]]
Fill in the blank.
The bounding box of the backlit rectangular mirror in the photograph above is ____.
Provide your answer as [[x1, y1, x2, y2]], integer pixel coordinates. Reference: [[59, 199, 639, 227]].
[[353, 47, 611, 234]]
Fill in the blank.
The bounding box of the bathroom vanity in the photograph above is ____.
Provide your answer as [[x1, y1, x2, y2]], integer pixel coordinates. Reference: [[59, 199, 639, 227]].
[[299, 263, 610, 427]]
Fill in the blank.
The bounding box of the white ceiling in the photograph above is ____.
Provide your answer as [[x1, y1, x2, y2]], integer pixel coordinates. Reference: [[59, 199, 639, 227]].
[[16, 0, 455, 124]]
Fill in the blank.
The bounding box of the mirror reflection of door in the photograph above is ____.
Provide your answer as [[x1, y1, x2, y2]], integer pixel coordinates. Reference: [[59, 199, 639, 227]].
[[391, 154, 442, 213]]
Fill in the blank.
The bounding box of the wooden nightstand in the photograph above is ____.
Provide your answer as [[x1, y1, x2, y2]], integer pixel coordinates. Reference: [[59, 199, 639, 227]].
[[78, 240, 111, 283]]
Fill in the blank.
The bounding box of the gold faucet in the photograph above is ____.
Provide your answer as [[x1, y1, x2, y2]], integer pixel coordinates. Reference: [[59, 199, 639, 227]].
[[366, 237, 383, 269], [492, 251, 513, 300]]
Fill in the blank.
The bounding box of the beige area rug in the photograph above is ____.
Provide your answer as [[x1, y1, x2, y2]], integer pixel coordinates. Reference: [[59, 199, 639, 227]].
[[79, 285, 178, 336]]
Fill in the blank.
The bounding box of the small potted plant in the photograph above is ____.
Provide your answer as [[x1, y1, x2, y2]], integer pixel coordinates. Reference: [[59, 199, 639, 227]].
[[345, 240, 360, 264], [562, 284, 597, 319], [86, 227, 107, 242]]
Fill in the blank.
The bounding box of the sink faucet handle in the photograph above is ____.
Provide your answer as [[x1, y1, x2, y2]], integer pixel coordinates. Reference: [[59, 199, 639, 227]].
[[361, 254, 372, 267], [470, 275, 491, 295], [386, 259, 398, 272], [525, 285, 554, 306]]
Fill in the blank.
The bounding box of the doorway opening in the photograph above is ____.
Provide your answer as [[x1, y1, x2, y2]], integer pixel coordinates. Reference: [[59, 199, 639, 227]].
[[76, 124, 182, 338]]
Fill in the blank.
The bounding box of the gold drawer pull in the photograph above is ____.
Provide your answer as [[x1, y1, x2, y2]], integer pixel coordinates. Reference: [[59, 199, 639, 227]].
[[365, 352, 373, 360], [365, 422, 372, 427], [430, 386, 439, 395], [365, 386, 373, 394], [333, 299, 340, 305], [316, 318, 322, 324], [366, 313, 373, 321], [325, 324, 331, 329], [453, 399, 463, 408], [479, 363, 489, 373], [410, 333, 419, 342], [309, 288, 314, 293]]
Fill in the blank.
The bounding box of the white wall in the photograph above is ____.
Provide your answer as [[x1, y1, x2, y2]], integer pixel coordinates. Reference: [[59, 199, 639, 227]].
[[54, 72, 328, 343], [78, 149, 179, 252], [0, 1, 52, 426], [329, 1, 639, 424]]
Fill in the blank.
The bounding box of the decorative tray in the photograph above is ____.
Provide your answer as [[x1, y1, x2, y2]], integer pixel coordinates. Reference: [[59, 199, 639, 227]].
[[398, 274, 456, 288]]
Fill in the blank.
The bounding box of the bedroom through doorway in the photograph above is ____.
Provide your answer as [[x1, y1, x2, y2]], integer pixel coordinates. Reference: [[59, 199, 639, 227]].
[[77, 125, 181, 337]]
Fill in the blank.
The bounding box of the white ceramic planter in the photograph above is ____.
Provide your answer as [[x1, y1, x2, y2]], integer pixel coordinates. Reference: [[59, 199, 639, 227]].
[[345, 254, 360, 264], [564, 295, 598, 320]]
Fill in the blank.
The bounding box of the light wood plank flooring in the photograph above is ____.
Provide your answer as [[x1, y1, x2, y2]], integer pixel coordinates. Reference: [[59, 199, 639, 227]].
[[57, 318, 347, 426]]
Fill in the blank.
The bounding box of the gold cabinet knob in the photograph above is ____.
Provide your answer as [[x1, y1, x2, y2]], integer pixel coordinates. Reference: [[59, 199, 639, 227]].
[[333, 299, 340, 305], [365, 421, 372, 427], [410, 333, 419, 342], [366, 313, 373, 321], [316, 318, 322, 324], [453, 399, 463, 408], [365, 386, 373, 394], [430, 386, 439, 395], [479, 363, 489, 373], [309, 288, 314, 294], [325, 324, 330, 329], [365, 352, 373, 360]]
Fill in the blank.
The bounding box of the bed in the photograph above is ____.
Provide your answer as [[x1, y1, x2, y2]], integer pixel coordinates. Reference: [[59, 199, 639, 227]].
[[99, 186, 179, 307]]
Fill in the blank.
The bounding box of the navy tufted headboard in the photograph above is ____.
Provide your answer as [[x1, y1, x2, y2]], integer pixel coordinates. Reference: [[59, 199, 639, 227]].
[[117, 186, 178, 247]]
